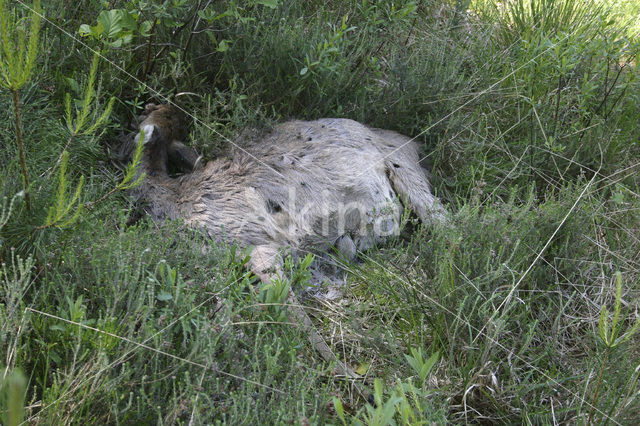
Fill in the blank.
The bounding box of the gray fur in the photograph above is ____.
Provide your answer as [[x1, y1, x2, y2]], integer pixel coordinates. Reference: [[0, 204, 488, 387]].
[[130, 104, 446, 279]]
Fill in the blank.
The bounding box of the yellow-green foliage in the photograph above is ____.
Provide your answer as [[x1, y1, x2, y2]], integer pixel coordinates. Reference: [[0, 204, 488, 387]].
[[117, 127, 146, 191], [0, 0, 41, 91], [64, 53, 115, 137], [598, 272, 640, 348], [43, 151, 84, 229]]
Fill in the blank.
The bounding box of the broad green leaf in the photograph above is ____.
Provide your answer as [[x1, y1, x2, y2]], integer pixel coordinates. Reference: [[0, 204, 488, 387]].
[[216, 39, 230, 52], [78, 23, 98, 37], [332, 397, 346, 425], [94, 9, 138, 42], [255, 0, 279, 9]]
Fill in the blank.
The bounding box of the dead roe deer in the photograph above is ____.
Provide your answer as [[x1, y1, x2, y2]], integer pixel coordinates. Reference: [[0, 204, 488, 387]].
[[125, 103, 446, 388]]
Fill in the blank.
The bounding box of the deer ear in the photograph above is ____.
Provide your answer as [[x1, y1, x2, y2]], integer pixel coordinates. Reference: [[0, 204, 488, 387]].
[[134, 124, 159, 145], [167, 140, 202, 172], [144, 103, 159, 114]]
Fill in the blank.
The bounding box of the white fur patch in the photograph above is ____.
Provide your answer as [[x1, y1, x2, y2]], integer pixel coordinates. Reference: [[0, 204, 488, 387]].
[[134, 124, 157, 145]]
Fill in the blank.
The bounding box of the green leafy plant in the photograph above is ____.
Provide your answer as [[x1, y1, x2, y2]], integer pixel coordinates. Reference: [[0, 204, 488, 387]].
[[255, 254, 313, 321], [41, 50, 136, 225], [597, 272, 640, 348], [362, 379, 404, 426], [332, 396, 348, 425], [152, 260, 186, 304], [287, 253, 314, 287], [299, 16, 356, 78], [404, 348, 439, 386], [588, 271, 640, 425], [258, 276, 291, 322], [42, 51, 115, 178], [342, 378, 444, 425], [79, 8, 146, 48], [64, 53, 115, 140], [39, 151, 84, 230]]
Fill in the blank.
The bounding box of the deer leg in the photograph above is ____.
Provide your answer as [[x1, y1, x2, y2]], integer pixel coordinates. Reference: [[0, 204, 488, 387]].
[[249, 245, 282, 283], [248, 245, 369, 398], [385, 160, 447, 225]]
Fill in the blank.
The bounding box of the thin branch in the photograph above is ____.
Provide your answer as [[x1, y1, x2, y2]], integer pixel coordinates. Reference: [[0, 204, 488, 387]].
[[142, 19, 158, 84], [12, 89, 31, 210], [183, 0, 205, 59]]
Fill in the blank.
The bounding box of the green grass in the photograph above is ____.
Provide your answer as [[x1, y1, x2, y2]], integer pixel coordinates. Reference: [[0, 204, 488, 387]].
[[1, 0, 639, 423]]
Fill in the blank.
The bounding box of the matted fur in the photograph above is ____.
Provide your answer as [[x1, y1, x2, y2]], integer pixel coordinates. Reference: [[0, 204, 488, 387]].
[[130, 104, 445, 279]]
